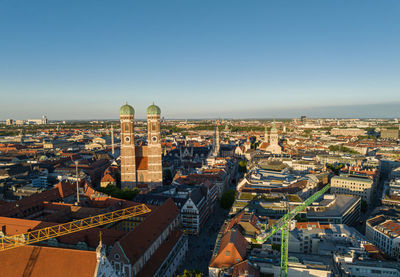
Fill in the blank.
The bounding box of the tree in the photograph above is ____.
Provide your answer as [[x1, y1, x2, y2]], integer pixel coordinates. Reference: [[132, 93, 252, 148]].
[[98, 184, 139, 200], [177, 269, 204, 277], [220, 189, 236, 209], [326, 163, 345, 175], [271, 243, 280, 252], [163, 169, 173, 184], [238, 160, 247, 173], [361, 200, 368, 213], [328, 145, 358, 154]]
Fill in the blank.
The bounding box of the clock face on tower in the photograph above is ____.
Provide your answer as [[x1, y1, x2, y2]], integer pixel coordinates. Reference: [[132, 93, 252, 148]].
[[152, 136, 157, 142], [125, 136, 130, 143]]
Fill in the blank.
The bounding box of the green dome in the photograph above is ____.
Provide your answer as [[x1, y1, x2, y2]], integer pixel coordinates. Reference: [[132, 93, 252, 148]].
[[147, 103, 161, 115], [120, 103, 135, 115]]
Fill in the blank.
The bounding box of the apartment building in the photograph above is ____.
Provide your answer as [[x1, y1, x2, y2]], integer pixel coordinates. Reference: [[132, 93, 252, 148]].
[[366, 215, 400, 260]]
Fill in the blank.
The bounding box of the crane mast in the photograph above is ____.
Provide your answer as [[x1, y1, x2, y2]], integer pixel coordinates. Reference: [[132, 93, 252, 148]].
[[254, 184, 331, 277]]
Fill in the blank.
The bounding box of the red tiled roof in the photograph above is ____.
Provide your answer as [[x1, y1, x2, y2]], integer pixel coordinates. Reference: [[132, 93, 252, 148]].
[[136, 157, 148, 170], [0, 245, 98, 277], [0, 182, 76, 217], [210, 229, 248, 268], [101, 173, 115, 183], [137, 229, 183, 277], [232, 260, 260, 277], [117, 199, 179, 262]]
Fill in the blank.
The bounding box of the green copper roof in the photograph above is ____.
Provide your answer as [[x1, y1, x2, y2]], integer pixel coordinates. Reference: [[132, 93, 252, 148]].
[[147, 103, 161, 115], [120, 103, 135, 115]]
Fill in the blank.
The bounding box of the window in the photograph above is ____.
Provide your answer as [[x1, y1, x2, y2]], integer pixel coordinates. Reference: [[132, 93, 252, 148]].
[[114, 253, 120, 260], [226, 251, 230, 256]]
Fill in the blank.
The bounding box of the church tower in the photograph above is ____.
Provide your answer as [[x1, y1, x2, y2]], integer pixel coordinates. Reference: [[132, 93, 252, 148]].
[[147, 103, 163, 187], [270, 121, 278, 145], [120, 103, 136, 188], [266, 120, 282, 155], [213, 121, 220, 157]]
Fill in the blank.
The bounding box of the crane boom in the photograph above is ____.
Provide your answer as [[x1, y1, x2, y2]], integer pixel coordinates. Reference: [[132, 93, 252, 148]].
[[0, 203, 151, 252]]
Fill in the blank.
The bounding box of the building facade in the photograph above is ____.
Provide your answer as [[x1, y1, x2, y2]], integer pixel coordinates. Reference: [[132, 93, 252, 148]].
[[331, 175, 374, 202], [366, 215, 400, 260]]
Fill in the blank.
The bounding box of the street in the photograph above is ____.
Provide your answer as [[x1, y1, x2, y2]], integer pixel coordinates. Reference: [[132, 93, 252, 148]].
[[178, 204, 229, 275]]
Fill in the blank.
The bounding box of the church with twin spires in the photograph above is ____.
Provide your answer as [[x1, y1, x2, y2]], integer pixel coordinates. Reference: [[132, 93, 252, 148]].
[[119, 102, 163, 189]]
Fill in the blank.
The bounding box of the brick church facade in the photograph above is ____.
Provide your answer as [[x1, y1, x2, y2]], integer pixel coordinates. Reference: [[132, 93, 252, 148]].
[[120, 103, 163, 189]]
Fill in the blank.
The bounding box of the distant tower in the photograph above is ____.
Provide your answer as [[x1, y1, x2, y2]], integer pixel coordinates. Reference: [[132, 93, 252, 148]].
[[147, 103, 163, 187], [120, 103, 136, 188], [213, 121, 220, 156], [41, 115, 48, 125], [111, 124, 115, 156]]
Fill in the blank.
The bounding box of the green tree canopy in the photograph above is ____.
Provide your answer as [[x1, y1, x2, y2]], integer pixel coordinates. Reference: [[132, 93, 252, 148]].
[[177, 269, 204, 277], [220, 189, 237, 209]]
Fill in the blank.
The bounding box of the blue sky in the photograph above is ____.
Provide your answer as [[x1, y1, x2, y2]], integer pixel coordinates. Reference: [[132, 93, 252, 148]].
[[0, 0, 399, 120]]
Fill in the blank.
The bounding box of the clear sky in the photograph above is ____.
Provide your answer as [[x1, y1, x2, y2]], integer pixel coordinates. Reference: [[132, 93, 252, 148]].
[[0, 0, 399, 120]]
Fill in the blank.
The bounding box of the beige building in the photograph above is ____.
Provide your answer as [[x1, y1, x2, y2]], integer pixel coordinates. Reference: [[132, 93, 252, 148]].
[[330, 128, 366, 137], [330, 175, 374, 202], [381, 128, 400, 140]]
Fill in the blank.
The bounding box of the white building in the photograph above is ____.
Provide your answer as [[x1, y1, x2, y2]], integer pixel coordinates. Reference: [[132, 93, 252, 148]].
[[336, 255, 400, 277], [331, 175, 374, 202], [366, 215, 400, 260]]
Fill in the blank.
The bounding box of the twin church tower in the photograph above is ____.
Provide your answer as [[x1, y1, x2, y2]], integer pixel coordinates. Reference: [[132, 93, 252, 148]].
[[119, 103, 162, 189]]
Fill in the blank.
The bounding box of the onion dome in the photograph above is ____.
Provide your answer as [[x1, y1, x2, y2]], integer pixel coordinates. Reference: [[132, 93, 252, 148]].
[[147, 102, 161, 115], [120, 103, 135, 115]]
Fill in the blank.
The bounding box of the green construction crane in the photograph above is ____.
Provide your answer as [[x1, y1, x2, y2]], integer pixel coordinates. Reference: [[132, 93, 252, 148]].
[[254, 183, 331, 277]]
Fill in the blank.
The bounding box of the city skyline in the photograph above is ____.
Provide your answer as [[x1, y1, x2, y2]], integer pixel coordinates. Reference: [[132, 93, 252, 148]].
[[1, 0, 399, 119], [1, 101, 400, 121]]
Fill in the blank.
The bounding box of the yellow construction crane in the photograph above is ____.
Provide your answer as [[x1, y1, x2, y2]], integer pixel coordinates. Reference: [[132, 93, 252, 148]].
[[0, 203, 151, 252]]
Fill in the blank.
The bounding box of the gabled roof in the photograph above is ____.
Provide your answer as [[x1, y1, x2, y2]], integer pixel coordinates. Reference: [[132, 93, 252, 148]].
[[0, 181, 75, 217], [232, 260, 260, 277], [136, 229, 183, 277], [117, 198, 179, 262], [136, 157, 148, 170], [210, 229, 248, 269], [258, 142, 269, 151], [101, 173, 115, 183]]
